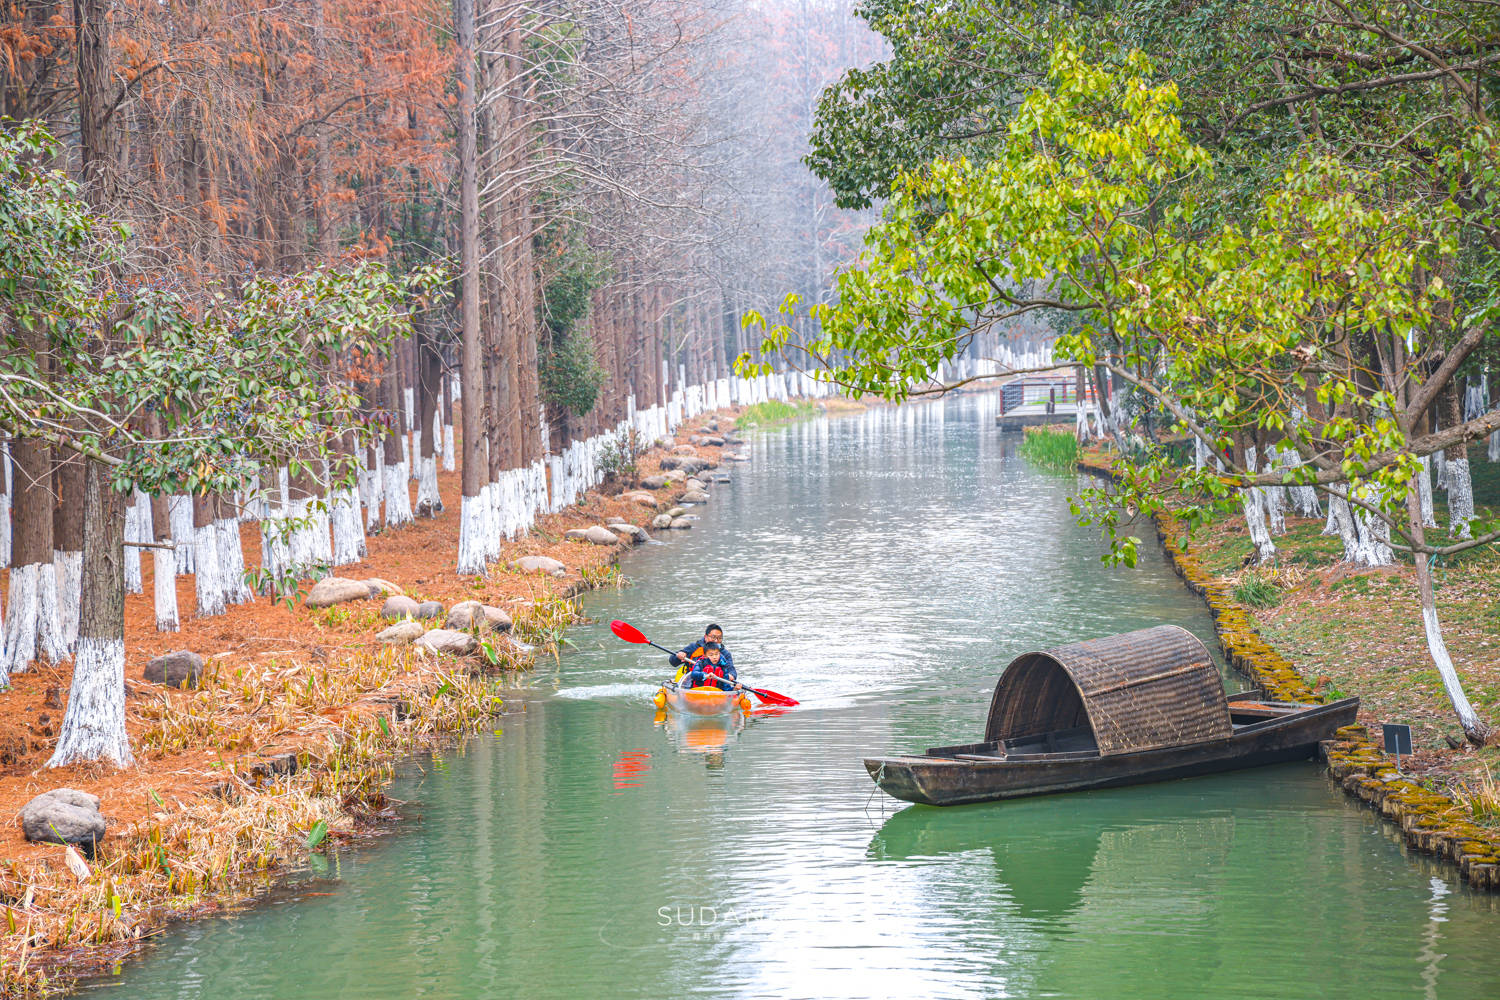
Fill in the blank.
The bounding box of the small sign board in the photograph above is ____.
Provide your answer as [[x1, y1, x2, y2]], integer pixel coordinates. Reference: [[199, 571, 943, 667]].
[[1383, 723, 1413, 757]]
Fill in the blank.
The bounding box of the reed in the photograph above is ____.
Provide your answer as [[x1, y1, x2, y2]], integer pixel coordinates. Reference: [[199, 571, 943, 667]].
[[734, 399, 817, 429], [1019, 424, 1080, 470]]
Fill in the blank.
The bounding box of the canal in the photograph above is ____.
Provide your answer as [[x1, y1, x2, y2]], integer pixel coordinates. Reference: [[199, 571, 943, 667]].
[[100, 397, 1500, 999]]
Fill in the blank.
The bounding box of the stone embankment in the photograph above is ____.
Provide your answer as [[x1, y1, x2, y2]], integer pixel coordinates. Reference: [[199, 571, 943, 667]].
[[1079, 455, 1500, 892]]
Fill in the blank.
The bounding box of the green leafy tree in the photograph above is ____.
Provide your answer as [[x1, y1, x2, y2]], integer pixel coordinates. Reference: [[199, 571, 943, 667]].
[[747, 44, 1498, 743]]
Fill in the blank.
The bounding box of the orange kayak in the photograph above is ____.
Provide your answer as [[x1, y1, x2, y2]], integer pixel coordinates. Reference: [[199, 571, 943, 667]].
[[654, 683, 751, 717]]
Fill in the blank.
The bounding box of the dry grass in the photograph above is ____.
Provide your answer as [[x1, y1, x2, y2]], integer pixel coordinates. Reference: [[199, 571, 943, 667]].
[[1, 647, 497, 996]]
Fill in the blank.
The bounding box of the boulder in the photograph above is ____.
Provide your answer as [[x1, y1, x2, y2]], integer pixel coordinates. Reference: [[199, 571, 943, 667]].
[[725, 453, 749, 463], [668, 517, 694, 529], [622, 491, 659, 508], [680, 490, 710, 503], [415, 600, 445, 620], [446, 600, 513, 632], [658, 454, 711, 472], [565, 525, 619, 545], [703, 436, 725, 447], [639, 475, 669, 489], [666, 506, 687, 518], [414, 629, 478, 657], [305, 576, 372, 608], [663, 469, 688, 483], [512, 555, 566, 576], [685, 477, 707, 491], [363, 577, 405, 598], [612, 523, 650, 544], [671, 444, 698, 456], [143, 650, 202, 688], [21, 789, 105, 851], [712, 474, 732, 483], [651, 513, 674, 530], [381, 595, 420, 620], [377, 620, 425, 644]]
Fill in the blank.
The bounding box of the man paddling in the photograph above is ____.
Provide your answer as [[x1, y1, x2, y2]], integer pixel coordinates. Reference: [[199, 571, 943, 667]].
[[668, 623, 733, 677]]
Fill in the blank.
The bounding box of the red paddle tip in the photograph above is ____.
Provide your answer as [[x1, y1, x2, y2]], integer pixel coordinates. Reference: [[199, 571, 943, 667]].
[[610, 620, 648, 644]]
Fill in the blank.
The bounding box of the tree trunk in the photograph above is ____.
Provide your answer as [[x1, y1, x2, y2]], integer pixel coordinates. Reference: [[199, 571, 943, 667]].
[[381, 370, 413, 527], [150, 493, 179, 632], [53, 453, 85, 654], [416, 325, 444, 516], [193, 492, 225, 617], [2, 434, 64, 680], [48, 460, 132, 767], [1441, 381, 1473, 538], [122, 491, 143, 594], [217, 495, 252, 604], [330, 432, 367, 566], [441, 371, 457, 473], [456, 0, 486, 574], [1404, 486, 1491, 746]]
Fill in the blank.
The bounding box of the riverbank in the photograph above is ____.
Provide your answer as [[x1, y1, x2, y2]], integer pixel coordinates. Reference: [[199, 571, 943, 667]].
[[1074, 445, 1500, 892], [0, 409, 750, 996]]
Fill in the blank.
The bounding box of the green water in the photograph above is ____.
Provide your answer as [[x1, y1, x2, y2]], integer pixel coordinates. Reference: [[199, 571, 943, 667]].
[[98, 398, 1500, 999]]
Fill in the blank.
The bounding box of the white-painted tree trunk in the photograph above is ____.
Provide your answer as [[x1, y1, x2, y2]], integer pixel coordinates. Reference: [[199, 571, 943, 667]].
[[287, 497, 315, 574], [53, 548, 82, 654], [122, 499, 143, 594], [311, 495, 334, 567], [0, 440, 9, 568], [442, 423, 456, 471], [1446, 457, 1474, 539], [46, 637, 132, 768], [383, 462, 413, 527], [153, 546, 179, 632], [169, 495, 195, 574], [1489, 429, 1500, 463], [1279, 450, 1321, 518], [330, 487, 366, 566], [1242, 490, 1277, 564], [457, 495, 487, 574], [1, 562, 65, 679], [416, 455, 442, 516], [365, 451, 384, 530], [1193, 435, 1208, 470], [1434, 447, 1447, 491], [1417, 455, 1438, 528], [194, 521, 226, 617], [217, 518, 252, 604], [1337, 487, 1394, 566]]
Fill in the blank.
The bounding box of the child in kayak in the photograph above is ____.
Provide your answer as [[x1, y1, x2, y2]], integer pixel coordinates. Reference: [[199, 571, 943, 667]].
[[684, 643, 740, 691], [669, 624, 733, 680]]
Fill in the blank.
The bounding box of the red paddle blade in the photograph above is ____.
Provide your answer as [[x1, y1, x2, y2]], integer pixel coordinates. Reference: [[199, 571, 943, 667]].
[[610, 620, 649, 644], [749, 687, 798, 707]]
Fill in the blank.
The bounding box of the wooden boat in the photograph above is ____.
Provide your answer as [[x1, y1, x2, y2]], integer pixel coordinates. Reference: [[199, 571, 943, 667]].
[[654, 682, 751, 717], [865, 625, 1359, 806]]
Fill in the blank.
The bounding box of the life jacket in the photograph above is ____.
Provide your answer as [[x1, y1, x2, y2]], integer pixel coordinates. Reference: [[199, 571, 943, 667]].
[[687, 659, 724, 686]]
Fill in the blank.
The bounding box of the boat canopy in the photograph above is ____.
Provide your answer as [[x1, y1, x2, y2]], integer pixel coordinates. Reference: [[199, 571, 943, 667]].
[[983, 625, 1232, 756]]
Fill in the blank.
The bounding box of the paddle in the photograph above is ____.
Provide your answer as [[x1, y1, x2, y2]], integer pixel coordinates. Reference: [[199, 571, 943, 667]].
[[609, 620, 799, 707]]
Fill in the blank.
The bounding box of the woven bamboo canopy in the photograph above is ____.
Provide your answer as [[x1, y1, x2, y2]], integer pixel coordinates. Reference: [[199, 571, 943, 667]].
[[983, 625, 1231, 756]]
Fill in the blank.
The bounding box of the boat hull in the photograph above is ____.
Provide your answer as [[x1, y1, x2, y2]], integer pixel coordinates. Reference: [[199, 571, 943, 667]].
[[865, 697, 1359, 806], [661, 685, 751, 717]]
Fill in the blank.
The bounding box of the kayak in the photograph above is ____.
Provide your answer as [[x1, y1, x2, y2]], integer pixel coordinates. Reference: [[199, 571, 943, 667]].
[[654, 683, 751, 717]]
